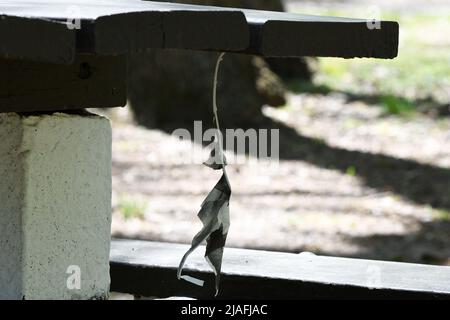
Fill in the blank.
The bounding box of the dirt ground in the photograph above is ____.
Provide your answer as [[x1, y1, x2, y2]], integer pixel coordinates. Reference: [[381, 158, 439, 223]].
[[109, 0, 450, 266], [109, 90, 450, 265]]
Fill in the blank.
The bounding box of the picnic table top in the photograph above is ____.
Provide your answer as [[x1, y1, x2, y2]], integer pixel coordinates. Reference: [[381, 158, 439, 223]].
[[0, 0, 399, 64]]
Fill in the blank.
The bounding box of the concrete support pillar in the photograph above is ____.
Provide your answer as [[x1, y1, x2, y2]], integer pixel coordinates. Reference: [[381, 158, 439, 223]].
[[0, 112, 111, 300]]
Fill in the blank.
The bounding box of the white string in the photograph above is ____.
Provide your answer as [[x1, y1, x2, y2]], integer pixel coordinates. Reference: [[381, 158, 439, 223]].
[[212, 52, 230, 188]]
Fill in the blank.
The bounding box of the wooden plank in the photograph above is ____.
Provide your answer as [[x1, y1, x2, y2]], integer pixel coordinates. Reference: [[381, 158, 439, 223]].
[[241, 10, 399, 58], [0, 54, 126, 113], [110, 239, 450, 299], [0, 1, 398, 60], [0, 15, 75, 64], [139, 4, 399, 58], [93, 10, 247, 55], [0, 0, 249, 57]]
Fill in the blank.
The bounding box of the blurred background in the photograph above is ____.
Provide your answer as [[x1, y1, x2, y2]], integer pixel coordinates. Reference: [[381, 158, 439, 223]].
[[101, 0, 450, 266]]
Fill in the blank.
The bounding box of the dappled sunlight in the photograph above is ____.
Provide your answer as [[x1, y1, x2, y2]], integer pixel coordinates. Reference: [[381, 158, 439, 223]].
[[110, 0, 450, 266]]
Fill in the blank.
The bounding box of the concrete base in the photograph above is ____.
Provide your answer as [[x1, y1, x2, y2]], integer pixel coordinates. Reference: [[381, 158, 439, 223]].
[[0, 112, 112, 300]]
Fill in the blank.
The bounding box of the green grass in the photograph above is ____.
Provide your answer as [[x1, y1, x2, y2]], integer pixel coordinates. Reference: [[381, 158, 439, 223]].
[[434, 210, 450, 221], [291, 7, 450, 115], [379, 95, 416, 115], [118, 195, 147, 220], [287, 82, 418, 116], [286, 81, 332, 95], [346, 166, 357, 177]]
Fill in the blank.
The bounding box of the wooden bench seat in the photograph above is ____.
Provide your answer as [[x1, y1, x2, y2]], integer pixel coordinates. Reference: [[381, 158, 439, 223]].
[[110, 239, 450, 299]]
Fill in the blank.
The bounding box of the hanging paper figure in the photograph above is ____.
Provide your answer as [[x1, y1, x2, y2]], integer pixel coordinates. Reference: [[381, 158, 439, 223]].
[[177, 53, 231, 296]]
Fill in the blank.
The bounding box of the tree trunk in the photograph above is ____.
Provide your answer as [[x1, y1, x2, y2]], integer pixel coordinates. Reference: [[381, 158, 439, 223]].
[[127, 0, 313, 130]]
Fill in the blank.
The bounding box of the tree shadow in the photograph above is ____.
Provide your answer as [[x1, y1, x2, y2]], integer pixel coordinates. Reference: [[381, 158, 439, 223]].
[[142, 112, 450, 212], [129, 84, 450, 264], [251, 115, 450, 211], [243, 116, 450, 264], [241, 218, 450, 265], [343, 219, 450, 265], [288, 82, 450, 117], [129, 110, 450, 264]]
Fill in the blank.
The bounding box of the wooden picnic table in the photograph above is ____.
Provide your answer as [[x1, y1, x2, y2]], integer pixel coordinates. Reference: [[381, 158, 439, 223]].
[[0, 0, 406, 300], [0, 0, 398, 114]]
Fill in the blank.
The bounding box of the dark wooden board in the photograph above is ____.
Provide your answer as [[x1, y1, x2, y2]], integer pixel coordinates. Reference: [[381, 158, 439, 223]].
[[110, 239, 450, 299], [241, 9, 399, 58], [0, 15, 75, 64], [0, 0, 398, 63], [0, 0, 248, 62], [0, 54, 126, 113]]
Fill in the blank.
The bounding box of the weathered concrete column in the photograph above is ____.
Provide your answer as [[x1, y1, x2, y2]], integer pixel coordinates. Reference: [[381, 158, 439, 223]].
[[0, 112, 111, 300]]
